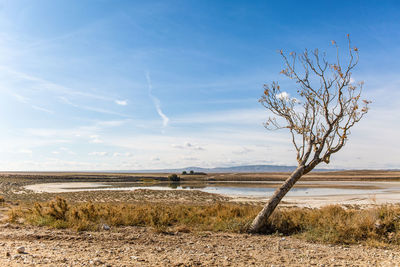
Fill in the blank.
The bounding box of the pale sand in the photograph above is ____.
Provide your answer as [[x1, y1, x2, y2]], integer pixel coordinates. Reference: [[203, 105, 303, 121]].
[[24, 182, 110, 193], [24, 181, 400, 208], [230, 193, 400, 208]]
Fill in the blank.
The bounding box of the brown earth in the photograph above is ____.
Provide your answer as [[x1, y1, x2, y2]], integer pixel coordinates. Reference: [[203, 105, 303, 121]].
[[1, 171, 400, 266], [0, 224, 400, 267]]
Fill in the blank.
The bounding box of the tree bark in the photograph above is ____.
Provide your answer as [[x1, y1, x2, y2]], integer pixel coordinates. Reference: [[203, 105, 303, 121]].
[[249, 165, 305, 233]]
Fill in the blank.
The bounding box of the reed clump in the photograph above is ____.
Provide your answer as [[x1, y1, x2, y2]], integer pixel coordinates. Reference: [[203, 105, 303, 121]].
[[9, 197, 400, 246]]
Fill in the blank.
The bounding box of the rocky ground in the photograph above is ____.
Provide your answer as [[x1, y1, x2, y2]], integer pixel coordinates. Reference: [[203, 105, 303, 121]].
[[0, 223, 399, 267]]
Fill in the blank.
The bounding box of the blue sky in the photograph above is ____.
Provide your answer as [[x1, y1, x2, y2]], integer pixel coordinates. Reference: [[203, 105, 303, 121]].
[[0, 0, 399, 171]]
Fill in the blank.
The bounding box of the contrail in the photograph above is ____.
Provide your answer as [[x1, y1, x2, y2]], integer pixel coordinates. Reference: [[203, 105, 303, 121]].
[[145, 71, 169, 127]]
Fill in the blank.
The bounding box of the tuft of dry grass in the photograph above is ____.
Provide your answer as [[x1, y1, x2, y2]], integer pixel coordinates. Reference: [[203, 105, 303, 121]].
[[8, 198, 400, 246], [267, 205, 400, 246]]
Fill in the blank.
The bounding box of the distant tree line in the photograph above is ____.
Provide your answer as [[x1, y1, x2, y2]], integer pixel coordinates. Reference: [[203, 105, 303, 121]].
[[181, 170, 207, 175]]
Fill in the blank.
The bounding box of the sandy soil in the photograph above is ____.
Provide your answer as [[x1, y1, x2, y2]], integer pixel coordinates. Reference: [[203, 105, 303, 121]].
[[230, 192, 400, 208], [0, 224, 399, 267]]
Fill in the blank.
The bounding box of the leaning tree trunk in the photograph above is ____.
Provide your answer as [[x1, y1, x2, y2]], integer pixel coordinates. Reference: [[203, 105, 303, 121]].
[[249, 165, 305, 233]]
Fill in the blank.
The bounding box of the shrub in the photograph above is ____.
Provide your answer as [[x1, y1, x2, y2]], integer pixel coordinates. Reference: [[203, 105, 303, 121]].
[[168, 174, 180, 182]]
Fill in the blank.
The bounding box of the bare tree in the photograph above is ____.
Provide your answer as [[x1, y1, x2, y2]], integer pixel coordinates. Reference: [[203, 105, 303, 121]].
[[249, 35, 371, 233]]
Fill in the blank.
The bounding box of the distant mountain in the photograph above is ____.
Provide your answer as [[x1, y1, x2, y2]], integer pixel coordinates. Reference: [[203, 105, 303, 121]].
[[117, 164, 298, 173], [111, 164, 340, 173]]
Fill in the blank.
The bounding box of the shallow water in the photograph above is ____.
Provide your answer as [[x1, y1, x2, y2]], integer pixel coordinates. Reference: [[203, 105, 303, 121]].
[[24, 181, 400, 198]]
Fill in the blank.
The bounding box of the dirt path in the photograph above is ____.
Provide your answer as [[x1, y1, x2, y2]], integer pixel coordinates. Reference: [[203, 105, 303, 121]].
[[0, 224, 399, 267]]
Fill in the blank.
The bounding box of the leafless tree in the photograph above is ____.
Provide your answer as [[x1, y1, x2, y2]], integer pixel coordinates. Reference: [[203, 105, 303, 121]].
[[249, 35, 370, 233]]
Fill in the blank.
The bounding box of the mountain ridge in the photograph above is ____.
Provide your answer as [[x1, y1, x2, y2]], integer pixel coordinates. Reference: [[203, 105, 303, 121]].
[[111, 164, 339, 173]]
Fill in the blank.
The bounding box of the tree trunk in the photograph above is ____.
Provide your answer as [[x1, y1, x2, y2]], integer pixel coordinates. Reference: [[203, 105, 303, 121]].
[[249, 165, 305, 233]]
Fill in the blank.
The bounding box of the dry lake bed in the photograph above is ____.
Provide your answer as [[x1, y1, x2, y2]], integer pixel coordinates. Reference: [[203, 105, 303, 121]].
[[1, 170, 400, 266]]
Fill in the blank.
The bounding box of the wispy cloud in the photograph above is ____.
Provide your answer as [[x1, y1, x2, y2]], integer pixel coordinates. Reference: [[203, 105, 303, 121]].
[[145, 71, 169, 127], [171, 141, 205, 151], [233, 147, 253, 155], [112, 152, 132, 157], [12, 93, 29, 104], [0, 66, 113, 101], [31, 105, 54, 114], [9, 91, 53, 114], [58, 96, 131, 118]]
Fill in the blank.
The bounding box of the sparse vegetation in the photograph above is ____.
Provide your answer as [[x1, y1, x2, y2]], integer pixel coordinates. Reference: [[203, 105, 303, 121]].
[[8, 197, 400, 246], [181, 170, 207, 176], [9, 198, 256, 232]]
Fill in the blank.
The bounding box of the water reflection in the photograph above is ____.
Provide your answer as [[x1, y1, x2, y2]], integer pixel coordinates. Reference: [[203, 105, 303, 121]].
[[25, 181, 400, 198], [168, 182, 179, 189]]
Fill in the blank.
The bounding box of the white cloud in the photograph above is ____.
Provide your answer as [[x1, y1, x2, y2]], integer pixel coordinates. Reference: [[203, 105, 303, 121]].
[[59, 147, 76, 155], [276, 91, 289, 100], [89, 135, 103, 143], [18, 149, 33, 155], [88, 151, 108, 156], [112, 152, 133, 157], [146, 71, 169, 127], [233, 147, 253, 155], [182, 156, 199, 161], [115, 99, 128, 106], [172, 141, 205, 151]]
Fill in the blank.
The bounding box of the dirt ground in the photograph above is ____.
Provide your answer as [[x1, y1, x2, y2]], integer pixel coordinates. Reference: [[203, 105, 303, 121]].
[[0, 224, 400, 267], [1, 171, 400, 266]]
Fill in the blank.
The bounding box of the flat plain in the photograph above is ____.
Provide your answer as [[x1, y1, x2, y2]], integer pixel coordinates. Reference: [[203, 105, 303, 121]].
[[1, 170, 400, 266]]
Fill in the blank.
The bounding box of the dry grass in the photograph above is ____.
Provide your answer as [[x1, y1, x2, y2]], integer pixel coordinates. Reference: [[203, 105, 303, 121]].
[[8, 197, 400, 246], [9, 197, 258, 232], [268, 205, 400, 246]]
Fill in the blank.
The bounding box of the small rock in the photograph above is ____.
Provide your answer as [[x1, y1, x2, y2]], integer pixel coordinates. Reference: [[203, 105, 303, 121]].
[[6, 251, 10, 257], [374, 219, 382, 229], [93, 258, 104, 265], [281, 237, 286, 241], [102, 224, 111, 231], [16, 246, 25, 254]]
